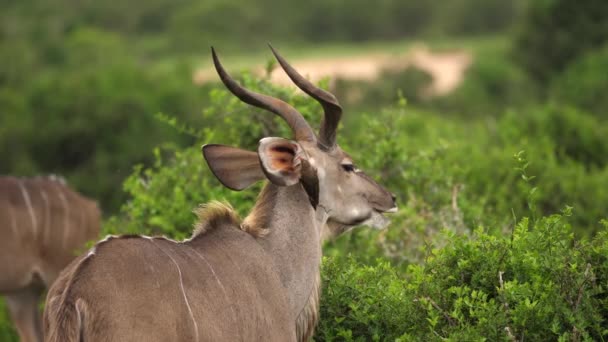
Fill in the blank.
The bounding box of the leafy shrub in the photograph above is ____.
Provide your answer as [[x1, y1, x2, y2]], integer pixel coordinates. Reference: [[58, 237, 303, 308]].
[[550, 46, 608, 119], [431, 0, 524, 36], [500, 105, 608, 168], [0, 300, 17, 342], [0, 28, 212, 211], [317, 215, 608, 341], [488, 107, 608, 234], [0, 0, 523, 57], [430, 51, 537, 117], [514, 0, 608, 84], [333, 67, 433, 109]]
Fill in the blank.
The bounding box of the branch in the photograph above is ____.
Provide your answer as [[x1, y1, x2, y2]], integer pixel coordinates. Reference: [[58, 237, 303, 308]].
[[422, 296, 457, 327], [499, 271, 516, 342]]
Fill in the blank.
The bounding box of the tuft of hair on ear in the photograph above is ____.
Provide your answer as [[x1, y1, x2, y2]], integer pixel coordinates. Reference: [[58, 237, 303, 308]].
[[192, 201, 241, 237]]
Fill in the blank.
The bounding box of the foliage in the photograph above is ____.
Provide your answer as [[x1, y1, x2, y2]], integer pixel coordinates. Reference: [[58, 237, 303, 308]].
[[550, 45, 608, 119], [501, 105, 608, 169], [0, 301, 17, 342], [461, 108, 608, 235], [333, 67, 433, 109], [431, 0, 524, 36], [0, 0, 522, 53], [513, 0, 608, 84], [430, 51, 537, 117], [0, 28, 208, 211], [317, 215, 608, 341]]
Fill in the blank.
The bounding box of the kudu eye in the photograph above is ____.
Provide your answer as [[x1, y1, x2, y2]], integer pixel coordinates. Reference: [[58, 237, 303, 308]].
[[341, 163, 357, 172]]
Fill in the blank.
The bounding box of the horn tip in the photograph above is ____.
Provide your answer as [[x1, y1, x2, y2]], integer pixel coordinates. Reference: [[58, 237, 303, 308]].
[[268, 43, 280, 57], [211, 47, 221, 70]]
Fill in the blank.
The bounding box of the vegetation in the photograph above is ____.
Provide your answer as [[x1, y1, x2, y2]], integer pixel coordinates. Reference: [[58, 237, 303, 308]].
[[513, 0, 608, 85], [319, 217, 608, 341], [2, 0, 607, 340]]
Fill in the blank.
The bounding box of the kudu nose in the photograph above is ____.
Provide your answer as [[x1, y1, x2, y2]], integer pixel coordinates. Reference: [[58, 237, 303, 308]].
[[391, 193, 397, 204]]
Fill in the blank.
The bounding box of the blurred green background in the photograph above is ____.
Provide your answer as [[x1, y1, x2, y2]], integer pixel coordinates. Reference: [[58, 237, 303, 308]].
[[2, 0, 608, 340]]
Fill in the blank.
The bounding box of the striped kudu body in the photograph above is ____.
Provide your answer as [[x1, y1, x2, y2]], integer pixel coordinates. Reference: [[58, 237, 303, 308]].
[[0, 176, 100, 342], [44, 46, 397, 342]]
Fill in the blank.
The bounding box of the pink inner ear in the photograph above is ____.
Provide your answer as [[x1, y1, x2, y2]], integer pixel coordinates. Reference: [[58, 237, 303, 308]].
[[266, 142, 301, 172], [258, 138, 303, 186]]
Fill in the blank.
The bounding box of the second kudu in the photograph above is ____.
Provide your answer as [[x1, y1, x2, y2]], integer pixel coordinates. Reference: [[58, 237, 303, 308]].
[[0, 176, 100, 342], [43, 46, 397, 342]]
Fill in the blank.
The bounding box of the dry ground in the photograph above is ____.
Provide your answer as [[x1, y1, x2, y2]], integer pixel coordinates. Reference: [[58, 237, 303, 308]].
[[193, 43, 473, 98]]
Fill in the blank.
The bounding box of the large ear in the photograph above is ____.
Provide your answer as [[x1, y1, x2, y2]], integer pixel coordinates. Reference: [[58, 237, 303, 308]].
[[258, 137, 305, 187], [202, 144, 266, 191]]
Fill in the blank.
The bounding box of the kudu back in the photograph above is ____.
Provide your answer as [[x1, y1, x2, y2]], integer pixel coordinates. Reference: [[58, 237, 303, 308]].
[[43, 46, 397, 342], [0, 176, 100, 342]]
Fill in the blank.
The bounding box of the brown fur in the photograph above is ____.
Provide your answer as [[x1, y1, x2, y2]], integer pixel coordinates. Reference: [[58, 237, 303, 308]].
[[295, 272, 321, 342], [0, 176, 100, 342], [45, 219, 296, 341], [44, 257, 92, 342], [241, 184, 277, 238]]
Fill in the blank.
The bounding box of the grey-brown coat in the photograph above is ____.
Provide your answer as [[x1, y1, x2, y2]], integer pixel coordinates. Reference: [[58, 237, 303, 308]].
[[0, 176, 100, 342], [43, 46, 397, 342]]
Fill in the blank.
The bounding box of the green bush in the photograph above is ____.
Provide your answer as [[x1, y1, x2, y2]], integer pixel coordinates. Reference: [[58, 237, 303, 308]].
[[333, 67, 433, 109], [431, 0, 524, 36], [430, 51, 537, 117], [514, 0, 608, 84], [0, 28, 211, 211], [487, 107, 608, 234], [500, 105, 608, 168], [0, 300, 17, 342], [550, 46, 608, 119], [317, 216, 608, 341], [0, 0, 522, 56]]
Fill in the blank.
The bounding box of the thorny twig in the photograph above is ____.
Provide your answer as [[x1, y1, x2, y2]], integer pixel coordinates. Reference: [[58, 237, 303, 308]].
[[574, 263, 592, 311], [421, 296, 457, 327], [499, 271, 517, 342], [451, 184, 461, 213], [571, 263, 592, 341]]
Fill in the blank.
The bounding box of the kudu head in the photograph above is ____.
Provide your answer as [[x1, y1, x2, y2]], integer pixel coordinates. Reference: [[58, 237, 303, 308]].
[[203, 46, 397, 236]]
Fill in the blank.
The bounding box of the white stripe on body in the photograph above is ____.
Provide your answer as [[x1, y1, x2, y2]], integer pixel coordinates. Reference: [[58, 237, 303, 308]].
[[149, 240, 199, 342], [57, 187, 70, 249], [188, 246, 239, 330], [40, 189, 50, 246], [18, 180, 38, 236]]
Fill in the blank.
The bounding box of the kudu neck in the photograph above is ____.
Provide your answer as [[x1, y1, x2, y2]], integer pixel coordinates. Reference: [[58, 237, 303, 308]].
[[245, 182, 325, 320]]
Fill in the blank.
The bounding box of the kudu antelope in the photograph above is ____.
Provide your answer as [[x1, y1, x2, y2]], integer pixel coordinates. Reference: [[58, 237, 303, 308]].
[[0, 176, 100, 342], [43, 46, 397, 342]]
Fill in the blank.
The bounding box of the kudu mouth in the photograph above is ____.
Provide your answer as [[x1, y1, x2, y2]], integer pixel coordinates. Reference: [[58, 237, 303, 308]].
[[367, 199, 398, 229], [333, 205, 397, 230]]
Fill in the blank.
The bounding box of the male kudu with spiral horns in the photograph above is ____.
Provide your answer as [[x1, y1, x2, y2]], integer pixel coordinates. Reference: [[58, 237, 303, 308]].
[[43, 45, 397, 342]]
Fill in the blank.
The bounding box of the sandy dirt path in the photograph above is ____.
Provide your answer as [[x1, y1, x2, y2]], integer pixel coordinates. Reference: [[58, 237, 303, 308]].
[[193, 44, 473, 98]]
